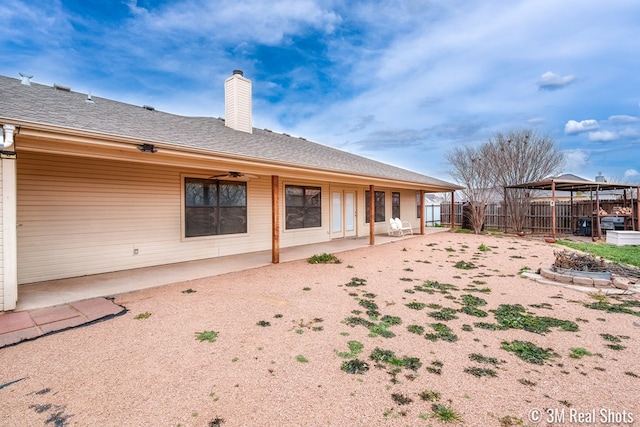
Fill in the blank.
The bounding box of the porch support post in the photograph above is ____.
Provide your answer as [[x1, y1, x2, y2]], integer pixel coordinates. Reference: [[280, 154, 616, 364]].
[[636, 186, 640, 231], [1, 156, 18, 311], [369, 185, 375, 245], [450, 191, 455, 230], [271, 175, 280, 264], [551, 181, 557, 239], [595, 186, 601, 240], [420, 190, 425, 235]]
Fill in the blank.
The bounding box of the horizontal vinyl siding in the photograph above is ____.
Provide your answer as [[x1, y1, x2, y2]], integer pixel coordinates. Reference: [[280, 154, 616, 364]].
[[356, 188, 420, 235], [17, 153, 272, 284], [280, 180, 331, 248]]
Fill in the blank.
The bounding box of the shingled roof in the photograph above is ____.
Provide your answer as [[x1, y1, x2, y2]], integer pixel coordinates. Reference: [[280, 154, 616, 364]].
[[0, 75, 458, 190]]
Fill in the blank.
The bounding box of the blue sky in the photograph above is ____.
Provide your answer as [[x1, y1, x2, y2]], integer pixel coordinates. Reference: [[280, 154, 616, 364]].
[[2, 0, 640, 183]]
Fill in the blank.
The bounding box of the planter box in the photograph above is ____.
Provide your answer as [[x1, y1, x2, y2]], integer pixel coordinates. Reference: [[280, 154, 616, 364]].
[[606, 231, 640, 246]]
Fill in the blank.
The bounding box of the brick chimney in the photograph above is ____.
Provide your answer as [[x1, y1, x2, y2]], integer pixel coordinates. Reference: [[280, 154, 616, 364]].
[[224, 70, 252, 134]]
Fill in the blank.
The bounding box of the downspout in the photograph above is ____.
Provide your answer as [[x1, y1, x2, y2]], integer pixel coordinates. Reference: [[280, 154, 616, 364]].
[[1, 124, 16, 149]]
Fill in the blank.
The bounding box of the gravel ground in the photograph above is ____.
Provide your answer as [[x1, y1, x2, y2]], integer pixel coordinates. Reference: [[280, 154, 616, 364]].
[[1, 232, 639, 427]]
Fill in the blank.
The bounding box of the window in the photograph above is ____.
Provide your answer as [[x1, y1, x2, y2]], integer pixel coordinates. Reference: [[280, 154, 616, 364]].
[[365, 190, 386, 223], [392, 192, 400, 219], [285, 185, 321, 229], [416, 192, 422, 218], [185, 178, 247, 237]]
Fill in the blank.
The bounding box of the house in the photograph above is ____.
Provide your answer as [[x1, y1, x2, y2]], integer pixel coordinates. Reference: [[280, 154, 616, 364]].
[[0, 71, 460, 311]]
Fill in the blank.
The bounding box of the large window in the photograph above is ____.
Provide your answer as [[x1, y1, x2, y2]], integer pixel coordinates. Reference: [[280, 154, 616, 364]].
[[285, 185, 321, 229], [392, 192, 400, 219], [365, 190, 386, 223], [185, 178, 247, 237]]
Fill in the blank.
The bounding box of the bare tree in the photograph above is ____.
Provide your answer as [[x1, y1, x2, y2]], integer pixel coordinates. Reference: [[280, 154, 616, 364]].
[[446, 144, 496, 234], [485, 129, 564, 232]]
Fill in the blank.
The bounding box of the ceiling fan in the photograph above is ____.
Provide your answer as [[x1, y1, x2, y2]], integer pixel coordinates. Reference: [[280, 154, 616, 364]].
[[208, 171, 259, 180]]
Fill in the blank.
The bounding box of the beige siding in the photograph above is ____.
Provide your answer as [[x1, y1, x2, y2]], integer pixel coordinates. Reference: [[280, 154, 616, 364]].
[[280, 179, 331, 248], [17, 152, 272, 284], [356, 188, 421, 235], [15, 152, 424, 286]]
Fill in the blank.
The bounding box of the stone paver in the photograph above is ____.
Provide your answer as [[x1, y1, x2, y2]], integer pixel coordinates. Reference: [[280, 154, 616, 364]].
[[0, 311, 34, 334], [0, 298, 125, 349]]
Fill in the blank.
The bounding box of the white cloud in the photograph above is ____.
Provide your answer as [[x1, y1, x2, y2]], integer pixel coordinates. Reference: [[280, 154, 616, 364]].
[[624, 169, 639, 178], [128, 0, 342, 43], [537, 71, 577, 91], [608, 115, 639, 124], [564, 119, 599, 134], [527, 117, 545, 125], [588, 130, 617, 141], [563, 149, 589, 169]]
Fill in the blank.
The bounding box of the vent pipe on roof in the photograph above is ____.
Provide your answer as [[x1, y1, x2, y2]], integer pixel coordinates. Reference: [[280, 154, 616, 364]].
[[19, 72, 33, 85], [225, 70, 252, 134], [1, 124, 16, 149], [54, 83, 71, 91]]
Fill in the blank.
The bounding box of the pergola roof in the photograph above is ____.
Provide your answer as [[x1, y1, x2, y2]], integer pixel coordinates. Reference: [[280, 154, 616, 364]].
[[506, 176, 639, 192]]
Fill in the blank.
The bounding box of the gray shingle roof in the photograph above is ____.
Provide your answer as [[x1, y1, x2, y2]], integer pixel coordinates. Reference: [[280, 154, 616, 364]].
[[0, 75, 458, 190]]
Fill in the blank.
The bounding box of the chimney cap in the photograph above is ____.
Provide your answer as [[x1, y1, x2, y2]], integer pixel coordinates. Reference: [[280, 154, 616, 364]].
[[232, 69, 244, 76]]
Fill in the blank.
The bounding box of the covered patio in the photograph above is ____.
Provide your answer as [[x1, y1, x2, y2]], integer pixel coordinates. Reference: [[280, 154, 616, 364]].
[[506, 177, 640, 240], [13, 229, 449, 312]]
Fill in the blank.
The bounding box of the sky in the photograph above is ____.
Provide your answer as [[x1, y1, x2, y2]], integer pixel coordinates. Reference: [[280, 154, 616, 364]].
[[1, 0, 640, 184]]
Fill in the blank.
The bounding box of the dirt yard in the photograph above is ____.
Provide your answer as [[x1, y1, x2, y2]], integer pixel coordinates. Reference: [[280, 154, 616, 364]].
[[1, 232, 638, 426]]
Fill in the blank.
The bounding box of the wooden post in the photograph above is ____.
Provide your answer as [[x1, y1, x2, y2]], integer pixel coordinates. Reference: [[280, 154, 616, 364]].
[[636, 186, 640, 231], [369, 185, 375, 245], [420, 190, 425, 235], [503, 187, 507, 233], [551, 181, 556, 239], [450, 191, 455, 230], [595, 186, 601, 240], [271, 175, 280, 263]]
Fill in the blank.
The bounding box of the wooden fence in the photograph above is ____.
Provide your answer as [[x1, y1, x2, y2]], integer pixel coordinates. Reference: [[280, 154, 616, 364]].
[[439, 199, 638, 234]]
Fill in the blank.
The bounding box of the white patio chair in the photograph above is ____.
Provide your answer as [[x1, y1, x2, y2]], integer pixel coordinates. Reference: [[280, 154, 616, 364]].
[[388, 218, 403, 236], [395, 218, 413, 236]]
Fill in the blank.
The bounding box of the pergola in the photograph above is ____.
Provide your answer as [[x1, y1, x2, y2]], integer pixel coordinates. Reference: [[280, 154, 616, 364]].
[[506, 177, 640, 239]]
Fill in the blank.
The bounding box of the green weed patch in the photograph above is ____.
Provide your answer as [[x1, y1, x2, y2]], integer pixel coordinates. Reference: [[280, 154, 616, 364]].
[[341, 359, 369, 374], [501, 340, 557, 365], [308, 253, 341, 264], [425, 323, 458, 342], [428, 307, 459, 321], [493, 304, 578, 334]]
